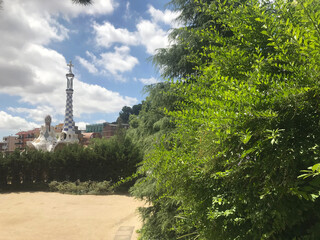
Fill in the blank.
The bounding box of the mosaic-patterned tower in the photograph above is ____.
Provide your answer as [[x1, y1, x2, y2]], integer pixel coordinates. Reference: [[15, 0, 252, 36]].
[[60, 61, 78, 143], [63, 61, 75, 132]]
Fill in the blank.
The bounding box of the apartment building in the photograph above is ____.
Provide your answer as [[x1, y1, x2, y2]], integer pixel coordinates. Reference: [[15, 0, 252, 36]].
[[15, 128, 40, 149], [1, 136, 19, 152]]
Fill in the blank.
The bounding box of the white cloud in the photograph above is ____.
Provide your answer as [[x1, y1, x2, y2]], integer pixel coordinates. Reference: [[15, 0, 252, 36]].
[[73, 0, 117, 16], [0, 43, 67, 105], [123, 2, 132, 20], [0, 60, 35, 87], [8, 106, 56, 123], [0, 1, 69, 48], [148, 5, 181, 28], [97, 46, 139, 75], [93, 21, 138, 48], [86, 51, 97, 61], [0, 111, 39, 131], [93, 19, 168, 54], [4, 0, 117, 19], [139, 77, 158, 85], [136, 5, 182, 54], [74, 80, 138, 116], [0, 0, 138, 129], [136, 20, 169, 54], [80, 47, 139, 78], [92, 5, 180, 55], [76, 56, 98, 74]]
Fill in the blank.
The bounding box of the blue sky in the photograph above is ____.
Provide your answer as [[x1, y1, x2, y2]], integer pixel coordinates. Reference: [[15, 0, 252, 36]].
[[0, 0, 180, 139]]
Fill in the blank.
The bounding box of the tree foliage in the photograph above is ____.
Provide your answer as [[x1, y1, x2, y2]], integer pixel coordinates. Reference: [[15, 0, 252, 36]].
[[127, 83, 177, 152], [128, 82, 179, 239], [153, 0, 233, 79], [0, 132, 142, 191], [132, 0, 320, 239], [71, 0, 92, 5], [117, 104, 142, 124]]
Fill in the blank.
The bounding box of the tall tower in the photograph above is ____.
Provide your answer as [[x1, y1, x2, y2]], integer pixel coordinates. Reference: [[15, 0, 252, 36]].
[[60, 61, 78, 143]]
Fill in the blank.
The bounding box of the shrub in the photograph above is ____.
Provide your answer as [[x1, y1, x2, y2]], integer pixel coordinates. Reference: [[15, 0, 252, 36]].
[[48, 180, 113, 195]]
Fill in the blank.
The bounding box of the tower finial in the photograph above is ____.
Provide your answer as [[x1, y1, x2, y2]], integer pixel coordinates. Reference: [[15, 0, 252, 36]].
[[66, 61, 74, 89], [67, 60, 74, 74]]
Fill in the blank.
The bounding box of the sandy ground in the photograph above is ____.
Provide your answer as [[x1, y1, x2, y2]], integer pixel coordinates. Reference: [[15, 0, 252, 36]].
[[0, 192, 145, 240]]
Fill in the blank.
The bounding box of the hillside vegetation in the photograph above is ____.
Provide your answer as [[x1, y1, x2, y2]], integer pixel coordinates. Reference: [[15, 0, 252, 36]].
[[130, 0, 320, 239]]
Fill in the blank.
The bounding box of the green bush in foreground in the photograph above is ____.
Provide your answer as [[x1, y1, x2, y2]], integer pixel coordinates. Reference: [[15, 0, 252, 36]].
[[132, 0, 320, 239], [49, 180, 113, 195], [0, 131, 142, 189]]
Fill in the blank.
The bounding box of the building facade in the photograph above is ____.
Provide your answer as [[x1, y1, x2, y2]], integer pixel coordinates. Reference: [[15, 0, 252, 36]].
[[102, 123, 118, 139], [102, 123, 129, 139], [1, 136, 19, 152], [85, 123, 106, 133], [15, 128, 40, 149], [85, 122, 129, 139]]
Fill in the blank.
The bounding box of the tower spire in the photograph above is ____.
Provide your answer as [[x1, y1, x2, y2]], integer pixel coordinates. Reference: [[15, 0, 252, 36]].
[[60, 60, 78, 143], [66, 61, 74, 90], [67, 60, 74, 73]]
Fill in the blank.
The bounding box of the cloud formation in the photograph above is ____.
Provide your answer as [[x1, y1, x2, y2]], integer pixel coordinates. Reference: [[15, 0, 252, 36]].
[[78, 47, 139, 80], [139, 77, 159, 85], [74, 79, 137, 116], [93, 22, 139, 48], [92, 5, 179, 54], [76, 56, 98, 74], [0, 111, 38, 131], [5, 0, 117, 18], [0, 0, 137, 134], [8, 106, 56, 123], [136, 19, 169, 54], [97, 46, 139, 75], [148, 5, 181, 28], [80, 5, 180, 79]]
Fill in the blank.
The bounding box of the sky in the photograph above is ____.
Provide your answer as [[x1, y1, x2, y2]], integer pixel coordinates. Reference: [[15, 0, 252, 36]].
[[0, 0, 180, 139]]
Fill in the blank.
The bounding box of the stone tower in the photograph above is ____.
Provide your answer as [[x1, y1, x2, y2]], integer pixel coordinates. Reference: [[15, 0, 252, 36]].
[[59, 61, 79, 143]]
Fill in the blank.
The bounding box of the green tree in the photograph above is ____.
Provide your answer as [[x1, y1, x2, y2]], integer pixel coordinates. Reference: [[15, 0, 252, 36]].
[[90, 131, 142, 184], [127, 83, 177, 152], [152, 0, 233, 79], [117, 104, 142, 124], [132, 103, 142, 115], [118, 106, 132, 124], [133, 0, 320, 239], [129, 82, 180, 239]]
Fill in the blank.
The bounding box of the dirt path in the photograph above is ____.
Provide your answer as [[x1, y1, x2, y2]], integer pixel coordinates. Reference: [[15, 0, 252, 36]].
[[0, 192, 144, 240]]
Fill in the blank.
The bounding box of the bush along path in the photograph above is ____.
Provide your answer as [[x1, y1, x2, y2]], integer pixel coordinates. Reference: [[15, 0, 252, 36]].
[[0, 131, 142, 192], [130, 0, 320, 239]]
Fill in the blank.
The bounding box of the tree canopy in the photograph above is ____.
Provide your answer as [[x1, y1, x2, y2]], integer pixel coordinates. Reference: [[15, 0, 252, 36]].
[[132, 0, 320, 239], [152, 0, 233, 79], [117, 104, 142, 124]]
